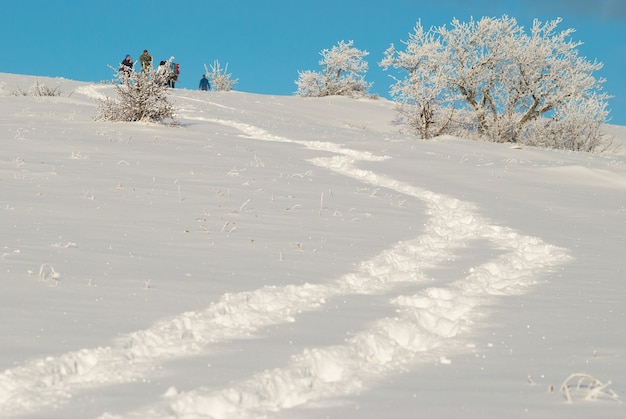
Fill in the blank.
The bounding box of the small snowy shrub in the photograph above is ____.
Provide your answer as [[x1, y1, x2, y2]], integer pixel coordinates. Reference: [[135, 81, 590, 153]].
[[12, 80, 62, 97], [296, 40, 372, 98], [95, 67, 177, 124], [204, 60, 238, 92]]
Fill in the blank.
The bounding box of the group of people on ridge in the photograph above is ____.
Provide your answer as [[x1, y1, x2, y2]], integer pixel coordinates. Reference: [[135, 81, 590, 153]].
[[118, 50, 152, 77], [119, 49, 210, 91], [156, 60, 180, 88]]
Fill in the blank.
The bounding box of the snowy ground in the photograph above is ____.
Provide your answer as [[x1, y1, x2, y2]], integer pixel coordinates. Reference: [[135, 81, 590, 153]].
[[0, 73, 625, 418]]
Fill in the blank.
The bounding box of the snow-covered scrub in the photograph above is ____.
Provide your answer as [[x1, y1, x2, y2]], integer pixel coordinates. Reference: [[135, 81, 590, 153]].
[[380, 16, 612, 152], [10, 80, 62, 97], [0, 73, 625, 418], [95, 67, 177, 124], [296, 40, 372, 98], [204, 60, 238, 92]]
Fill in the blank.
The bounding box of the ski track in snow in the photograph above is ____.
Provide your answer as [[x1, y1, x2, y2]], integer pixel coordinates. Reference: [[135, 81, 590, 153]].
[[0, 94, 572, 418]]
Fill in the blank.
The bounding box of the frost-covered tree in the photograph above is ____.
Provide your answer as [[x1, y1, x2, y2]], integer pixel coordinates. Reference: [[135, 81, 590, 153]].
[[380, 23, 456, 139], [380, 16, 612, 150], [96, 65, 176, 124], [296, 40, 372, 98], [204, 60, 238, 92]]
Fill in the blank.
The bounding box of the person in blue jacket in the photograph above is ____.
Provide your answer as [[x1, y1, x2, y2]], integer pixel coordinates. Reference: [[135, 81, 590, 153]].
[[199, 74, 211, 91]]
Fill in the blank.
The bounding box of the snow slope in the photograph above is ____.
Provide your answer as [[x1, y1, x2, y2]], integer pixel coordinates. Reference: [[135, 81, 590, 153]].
[[0, 74, 624, 418]]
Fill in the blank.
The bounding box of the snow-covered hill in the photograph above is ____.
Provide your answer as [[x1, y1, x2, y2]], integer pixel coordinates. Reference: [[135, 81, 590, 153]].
[[1, 74, 624, 418]]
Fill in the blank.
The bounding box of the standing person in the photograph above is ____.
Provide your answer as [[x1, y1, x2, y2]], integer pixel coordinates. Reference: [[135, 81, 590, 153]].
[[199, 74, 210, 91], [119, 54, 133, 78], [169, 63, 180, 88], [139, 49, 152, 73], [156, 61, 168, 86]]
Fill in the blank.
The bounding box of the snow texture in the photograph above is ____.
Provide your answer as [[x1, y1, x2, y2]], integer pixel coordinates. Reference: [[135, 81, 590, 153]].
[[0, 73, 624, 418]]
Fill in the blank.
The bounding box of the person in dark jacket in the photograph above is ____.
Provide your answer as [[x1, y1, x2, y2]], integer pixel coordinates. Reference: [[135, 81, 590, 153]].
[[119, 54, 133, 78], [199, 74, 210, 91]]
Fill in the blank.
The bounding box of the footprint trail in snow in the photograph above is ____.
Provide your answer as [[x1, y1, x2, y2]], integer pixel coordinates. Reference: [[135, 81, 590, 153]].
[[0, 97, 571, 418]]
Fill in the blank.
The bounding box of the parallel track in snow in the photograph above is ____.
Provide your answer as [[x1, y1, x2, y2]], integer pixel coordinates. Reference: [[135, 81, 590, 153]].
[[0, 91, 571, 418]]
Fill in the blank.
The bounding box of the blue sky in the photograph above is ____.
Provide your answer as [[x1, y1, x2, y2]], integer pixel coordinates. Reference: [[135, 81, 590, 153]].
[[2, 0, 625, 125]]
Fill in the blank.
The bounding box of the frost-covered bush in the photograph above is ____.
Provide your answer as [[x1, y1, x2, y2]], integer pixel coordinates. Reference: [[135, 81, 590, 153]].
[[95, 67, 176, 124], [380, 16, 612, 151], [204, 60, 238, 92], [12, 80, 62, 97], [296, 40, 372, 98]]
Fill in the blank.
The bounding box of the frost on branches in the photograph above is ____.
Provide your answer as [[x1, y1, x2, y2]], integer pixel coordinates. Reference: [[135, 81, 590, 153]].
[[380, 16, 612, 151], [95, 67, 177, 124], [296, 40, 372, 98], [204, 60, 238, 92]]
